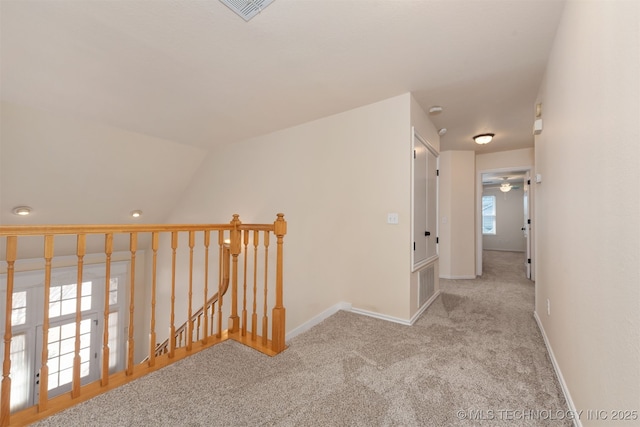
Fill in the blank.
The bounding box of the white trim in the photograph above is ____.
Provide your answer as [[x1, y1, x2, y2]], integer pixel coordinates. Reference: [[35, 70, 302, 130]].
[[2, 251, 141, 274], [439, 275, 476, 280], [352, 291, 441, 325], [409, 290, 441, 324], [412, 255, 439, 274], [534, 312, 581, 427], [285, 291, 443, 342], [285, 302, 351, 342], [411, 127, 439, 272], [350, 306, 412, 326], [477, 165, 533, 277]]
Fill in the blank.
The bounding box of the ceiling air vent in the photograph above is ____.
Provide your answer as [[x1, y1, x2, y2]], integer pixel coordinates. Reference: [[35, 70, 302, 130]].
[[219, 0, 275, 21]]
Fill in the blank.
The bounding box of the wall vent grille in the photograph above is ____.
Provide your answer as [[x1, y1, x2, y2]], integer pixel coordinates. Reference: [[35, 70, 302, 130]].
[[418, 264, 435, 308], [219, 0, 275, 21]]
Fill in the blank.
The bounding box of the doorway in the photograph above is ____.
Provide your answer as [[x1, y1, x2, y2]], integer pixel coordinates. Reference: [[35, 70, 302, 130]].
[[476, 167, 534, 280], [1, 262, 127, 412]]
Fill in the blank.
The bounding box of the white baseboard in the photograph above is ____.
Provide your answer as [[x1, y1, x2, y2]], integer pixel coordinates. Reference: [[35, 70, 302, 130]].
[[440, 274, 476, 280], [287, 292, 445, 342], [409, 290, 441, 324], [285, 301, 351, 342], [534, 311, 581, 427], [350, 306, 412, 326]]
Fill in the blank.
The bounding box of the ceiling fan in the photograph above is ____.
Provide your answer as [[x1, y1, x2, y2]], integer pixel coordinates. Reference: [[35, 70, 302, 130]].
[[484, 177, 521, 192]]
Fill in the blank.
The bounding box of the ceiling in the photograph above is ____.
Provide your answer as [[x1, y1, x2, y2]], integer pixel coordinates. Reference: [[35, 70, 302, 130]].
[[1, 0, 565, 154]]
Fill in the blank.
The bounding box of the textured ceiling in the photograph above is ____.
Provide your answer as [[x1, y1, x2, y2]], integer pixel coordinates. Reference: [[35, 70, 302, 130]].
[[1, 0, 565, 153]]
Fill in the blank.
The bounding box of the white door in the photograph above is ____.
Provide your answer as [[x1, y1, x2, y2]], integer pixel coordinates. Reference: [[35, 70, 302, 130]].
[[412, 130, 438, 270], [35, 313, 101, 402], [413, 140, 428, 265], [523, 172, 532, 279], [1, 263, 127, 412]]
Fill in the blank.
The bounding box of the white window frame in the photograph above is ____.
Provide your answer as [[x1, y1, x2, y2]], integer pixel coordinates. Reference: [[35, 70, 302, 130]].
[[482, 195, 497, 235]]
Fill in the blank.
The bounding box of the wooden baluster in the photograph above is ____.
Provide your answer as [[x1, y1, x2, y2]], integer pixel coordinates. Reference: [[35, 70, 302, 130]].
[[101, 234, 113, 386], [39, 235, 54, 411], [126, 233, 137, 375], [229, 215, 241, 333], [72, 234, 86, 398], [202, 230, 210, 344], [187, 231, 195, 351], [262, 230, 269, 345], [169, 232, 178, 357], [251, 230, 259, 341], [196, 316, 201, 341], [272, 214, 287, 352], [241, 230, 249, 336], [149, 232, 158, 367], [1, 236, 17, 427], [223, 246, 230, 307], [217, 231, 223, 338], [210, 302, 215, 336]]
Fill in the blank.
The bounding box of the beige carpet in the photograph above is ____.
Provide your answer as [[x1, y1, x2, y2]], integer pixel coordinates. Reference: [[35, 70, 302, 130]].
[[32, 250, 570, 426]]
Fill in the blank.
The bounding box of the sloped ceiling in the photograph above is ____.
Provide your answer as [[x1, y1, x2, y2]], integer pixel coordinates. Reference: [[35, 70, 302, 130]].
[[0, 0, 565, 225]]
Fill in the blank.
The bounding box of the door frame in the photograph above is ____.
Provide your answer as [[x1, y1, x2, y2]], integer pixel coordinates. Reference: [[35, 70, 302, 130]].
[[411, 128, 439, 272], [476, 165, 534, 278], [0, 261, 128, 411]]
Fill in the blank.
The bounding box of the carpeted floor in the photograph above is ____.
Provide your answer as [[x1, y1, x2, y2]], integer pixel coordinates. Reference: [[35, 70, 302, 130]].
[[32, 250, 570, 426]]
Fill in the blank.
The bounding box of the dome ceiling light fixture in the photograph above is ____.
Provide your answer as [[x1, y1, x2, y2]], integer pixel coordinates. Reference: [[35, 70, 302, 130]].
[[438, 128, 447, 136], [428, 106, 444, 114], [473, 133, 495, 145], [130, 210, 143, 218], [12, 206, 32, 216]]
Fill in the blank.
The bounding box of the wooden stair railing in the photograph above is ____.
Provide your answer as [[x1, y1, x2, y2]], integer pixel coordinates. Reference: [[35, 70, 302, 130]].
[[145, 244, 231, 360], [0, 213, 287, 427]]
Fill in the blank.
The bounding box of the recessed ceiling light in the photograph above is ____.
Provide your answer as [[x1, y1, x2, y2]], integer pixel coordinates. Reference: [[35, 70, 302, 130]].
[[473, 133, 495, 145], [438, 128, 447, 136], [130, 210, 143, 218], [12, 206, 32, 216], [429, 106, 444, 114]]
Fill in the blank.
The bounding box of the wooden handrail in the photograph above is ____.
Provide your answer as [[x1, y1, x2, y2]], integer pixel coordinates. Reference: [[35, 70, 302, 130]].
[[0, 224, 235, 236], [0, 214, 287, 426]]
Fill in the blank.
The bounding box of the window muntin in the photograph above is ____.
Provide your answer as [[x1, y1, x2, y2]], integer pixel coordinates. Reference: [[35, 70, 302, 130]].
[[49, 281, 92, 319], [482, 195, 496, 235], [12, 291, 27, 326]]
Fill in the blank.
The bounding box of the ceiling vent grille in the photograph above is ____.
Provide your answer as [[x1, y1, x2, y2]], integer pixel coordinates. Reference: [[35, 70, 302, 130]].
[[219, 0, 275, 21]]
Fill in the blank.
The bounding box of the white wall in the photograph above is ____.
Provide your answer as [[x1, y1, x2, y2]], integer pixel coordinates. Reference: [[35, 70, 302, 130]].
[[165, 93, 427, 332], [0, 102, 207, 362], [535, 1, 640, 422], [482, 186, 526, 252], [476, 148, 533, 171], [0, 102, 206, 228], [438, 150, 475, 279]]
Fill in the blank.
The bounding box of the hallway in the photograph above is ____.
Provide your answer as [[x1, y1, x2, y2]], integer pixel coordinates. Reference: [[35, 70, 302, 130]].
[[33, 251, 569, 426]]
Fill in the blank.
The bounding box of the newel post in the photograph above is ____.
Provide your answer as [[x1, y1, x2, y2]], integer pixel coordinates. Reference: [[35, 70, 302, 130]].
[[228, 214, 242, 333], [271, 213, 287, 353]]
